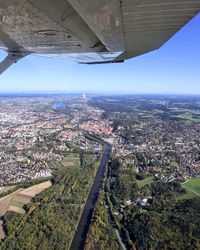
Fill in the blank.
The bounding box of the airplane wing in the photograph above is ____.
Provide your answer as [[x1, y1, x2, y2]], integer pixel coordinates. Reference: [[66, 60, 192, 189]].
[[0, 0, 200, 73]]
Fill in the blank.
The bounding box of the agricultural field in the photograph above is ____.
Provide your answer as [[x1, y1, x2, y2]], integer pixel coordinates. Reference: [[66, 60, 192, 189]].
[[0, 181, 52, 216], [0, 189, 25, 217], [19, 181, 52, 198], [0, 181, 52, 241], [182, 178, 200, 196]]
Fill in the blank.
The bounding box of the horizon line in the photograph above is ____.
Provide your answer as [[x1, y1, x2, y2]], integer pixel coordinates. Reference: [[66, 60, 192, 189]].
[[0, 91, 200, 97]]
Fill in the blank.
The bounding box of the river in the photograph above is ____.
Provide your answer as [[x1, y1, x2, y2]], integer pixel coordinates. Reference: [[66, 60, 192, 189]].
[[69, 142, 111, 250]]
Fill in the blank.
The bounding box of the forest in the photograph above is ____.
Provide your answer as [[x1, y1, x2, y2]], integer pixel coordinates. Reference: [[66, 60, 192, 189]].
[[106, 159, 200, 250], [0, 155, 98, 250]]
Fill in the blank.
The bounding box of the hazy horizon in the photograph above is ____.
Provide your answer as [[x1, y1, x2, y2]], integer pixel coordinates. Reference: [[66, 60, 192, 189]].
[[0, 91, 200, 97]]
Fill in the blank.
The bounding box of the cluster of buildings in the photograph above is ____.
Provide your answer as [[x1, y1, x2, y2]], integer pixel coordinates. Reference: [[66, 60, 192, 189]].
[[80, 120, 113, 136], [102, 97, 200, 183], [0, 96, 111, 187], [1, 95, 199, 187]]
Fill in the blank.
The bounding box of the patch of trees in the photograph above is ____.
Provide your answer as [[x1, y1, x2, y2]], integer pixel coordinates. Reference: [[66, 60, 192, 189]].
[[108, 159, 200, 250], [1, 161, 98, 250], [123, 180, 200, 249], [85, 189, 121, 250], [124, 198, 200, 250], [108, 159, 138, 202], [18, 177, 52, 189], [135, 173, 146, 180]]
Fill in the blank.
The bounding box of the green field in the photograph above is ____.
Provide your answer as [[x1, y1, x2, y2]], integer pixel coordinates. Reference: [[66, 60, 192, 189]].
[[176, 189, 197, 201], [182, 179, 200, 196], [136, 176, 154, 188], [172, 114, 200, 122], [61, 153, 80, 167]]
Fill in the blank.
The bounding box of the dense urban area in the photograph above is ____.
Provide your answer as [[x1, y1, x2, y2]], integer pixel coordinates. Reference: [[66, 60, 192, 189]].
[[0, 94, 199, 249]]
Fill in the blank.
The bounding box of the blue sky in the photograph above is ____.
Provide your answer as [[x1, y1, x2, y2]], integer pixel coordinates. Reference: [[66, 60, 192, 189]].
[[0, 13, 200, 94]]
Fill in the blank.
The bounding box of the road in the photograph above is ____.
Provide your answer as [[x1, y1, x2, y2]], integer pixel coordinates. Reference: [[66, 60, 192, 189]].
[[70, 142, 111, 250]]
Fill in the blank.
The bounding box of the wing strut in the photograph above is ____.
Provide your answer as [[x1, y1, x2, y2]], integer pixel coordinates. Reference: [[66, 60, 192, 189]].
[[0, 51, 30, 75]]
